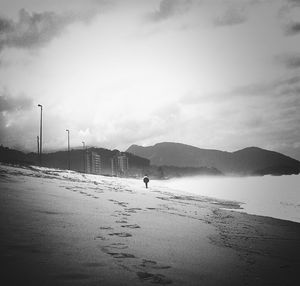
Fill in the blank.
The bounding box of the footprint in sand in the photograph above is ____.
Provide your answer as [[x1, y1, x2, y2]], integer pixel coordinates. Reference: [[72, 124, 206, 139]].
[[137, 272, 172, 284], [109, 232, 132, 237], [101, 244, 130, 257], [94, 235, 108, 241], [108, 243, 128, 250], [125, 208, 142, 213], [156, 197, 170, 201], [107, 252, 135, 259], [120, 213, 131, 217], [118, 202, 129, 207], [99, 226, 114, 230], [115, 219, 128, 224], [109, 199, 129, 207], [121, 224, 140, 229], [140, 259, 171, 270], [112, 210, 131, 218]]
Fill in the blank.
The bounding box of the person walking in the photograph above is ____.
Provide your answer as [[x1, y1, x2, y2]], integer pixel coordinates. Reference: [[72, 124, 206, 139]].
[[143, 175, 149, 188]]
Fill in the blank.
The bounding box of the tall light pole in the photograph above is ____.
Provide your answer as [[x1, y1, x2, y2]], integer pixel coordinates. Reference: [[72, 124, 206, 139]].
[[82, 141, 85, 173], [66, 129, 70, 170], [37, 104, 43, 166], [37, 136, 39, 157]]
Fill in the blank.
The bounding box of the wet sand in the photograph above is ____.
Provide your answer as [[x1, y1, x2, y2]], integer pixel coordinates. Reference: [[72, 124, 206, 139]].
[[0, 164, 299, 285]]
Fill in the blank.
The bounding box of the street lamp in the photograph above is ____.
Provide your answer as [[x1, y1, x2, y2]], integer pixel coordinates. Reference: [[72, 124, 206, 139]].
[[66, 129, 70, 170], [82, 141, 85, 173], [37, 136, 39, 157], [37, 104, 43, 166]]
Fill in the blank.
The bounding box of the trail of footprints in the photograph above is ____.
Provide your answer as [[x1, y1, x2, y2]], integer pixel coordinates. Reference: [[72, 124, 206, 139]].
[[63, 185, 100, 199], [62, 178, 220, 284], [95, 198, 173, 284]]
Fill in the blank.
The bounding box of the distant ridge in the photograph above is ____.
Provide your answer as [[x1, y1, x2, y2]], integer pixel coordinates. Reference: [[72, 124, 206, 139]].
[[126, 142, 300, 175]]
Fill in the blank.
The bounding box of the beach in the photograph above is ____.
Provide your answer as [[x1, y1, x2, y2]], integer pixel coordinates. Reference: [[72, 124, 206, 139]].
[[0, 164, 299, 286]]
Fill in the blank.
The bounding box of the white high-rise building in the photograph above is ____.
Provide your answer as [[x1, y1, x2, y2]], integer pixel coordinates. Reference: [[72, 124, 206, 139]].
[[111, 152, 129, 176], [86, 151, 101, 175]]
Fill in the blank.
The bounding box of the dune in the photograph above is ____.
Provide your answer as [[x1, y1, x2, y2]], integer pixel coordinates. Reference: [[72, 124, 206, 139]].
[[0, 163, 299, 285]]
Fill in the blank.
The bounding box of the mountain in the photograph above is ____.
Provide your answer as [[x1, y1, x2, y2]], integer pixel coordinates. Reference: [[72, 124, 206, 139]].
[[126, 142, 300, 175]]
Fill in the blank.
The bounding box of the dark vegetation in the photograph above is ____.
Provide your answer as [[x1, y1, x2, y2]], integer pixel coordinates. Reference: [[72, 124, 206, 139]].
[[0, 145, 150, 177]]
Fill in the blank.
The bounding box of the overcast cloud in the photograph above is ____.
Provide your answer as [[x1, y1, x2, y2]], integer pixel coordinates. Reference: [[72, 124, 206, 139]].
[[147, 0, 193, 22], [0, 0, 299, 160]]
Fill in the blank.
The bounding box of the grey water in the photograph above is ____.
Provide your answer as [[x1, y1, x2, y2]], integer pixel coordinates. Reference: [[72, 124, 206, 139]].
[[162, 175, 300, 223]]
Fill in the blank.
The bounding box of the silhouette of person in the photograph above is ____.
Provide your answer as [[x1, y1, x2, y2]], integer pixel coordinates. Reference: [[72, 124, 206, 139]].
[[143, 175, 149, 188]]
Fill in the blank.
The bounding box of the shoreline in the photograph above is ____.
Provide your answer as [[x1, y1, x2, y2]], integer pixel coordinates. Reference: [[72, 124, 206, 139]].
[[161, 174, 300, 224], [0, 164, 299, 285]]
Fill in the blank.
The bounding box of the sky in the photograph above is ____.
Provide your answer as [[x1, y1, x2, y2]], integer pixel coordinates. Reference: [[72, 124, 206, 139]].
[[0, 0, 299, 160]]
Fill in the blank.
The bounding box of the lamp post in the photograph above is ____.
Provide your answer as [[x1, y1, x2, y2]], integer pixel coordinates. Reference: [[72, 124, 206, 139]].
[[37, 104, 43, 166], [66, 129, 70, 170], [37, 136, 39, 157], [82, 141, 85, 173]]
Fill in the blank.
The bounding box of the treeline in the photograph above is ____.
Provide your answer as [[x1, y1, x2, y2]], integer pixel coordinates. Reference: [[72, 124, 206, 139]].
[[0, 145, 150, 177]]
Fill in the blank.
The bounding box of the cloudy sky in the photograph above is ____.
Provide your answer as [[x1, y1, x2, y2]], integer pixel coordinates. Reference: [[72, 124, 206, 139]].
[[0, 0, 299, 159]]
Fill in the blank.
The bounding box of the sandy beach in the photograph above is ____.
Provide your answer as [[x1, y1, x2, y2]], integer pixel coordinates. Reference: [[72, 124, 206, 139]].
[[0, 163, 299, 286]]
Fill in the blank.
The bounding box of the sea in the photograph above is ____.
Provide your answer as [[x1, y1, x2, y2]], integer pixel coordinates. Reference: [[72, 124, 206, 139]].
[[160, 175, 300, 223]]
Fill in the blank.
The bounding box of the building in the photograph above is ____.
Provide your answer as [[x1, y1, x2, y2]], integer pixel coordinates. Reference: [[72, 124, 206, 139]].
[[111, 152, 129, 176], [86, 151, 101, 175]]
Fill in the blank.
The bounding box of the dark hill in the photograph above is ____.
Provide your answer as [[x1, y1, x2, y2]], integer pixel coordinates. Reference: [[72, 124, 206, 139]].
[[0, 145, 30, 164], [126, 142, 300, 175], [0, 146, 150, 176]]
